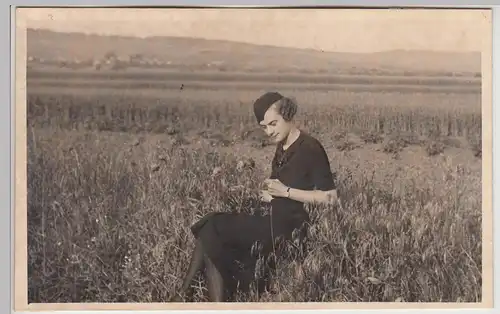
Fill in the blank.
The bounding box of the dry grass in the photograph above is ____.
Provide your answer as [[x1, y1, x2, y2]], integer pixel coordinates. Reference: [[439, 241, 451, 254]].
[[26, 86, 482, 303]]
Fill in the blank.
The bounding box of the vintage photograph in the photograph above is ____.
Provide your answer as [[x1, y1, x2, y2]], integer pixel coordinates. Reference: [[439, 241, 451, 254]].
[[17, 6, 491, 307]]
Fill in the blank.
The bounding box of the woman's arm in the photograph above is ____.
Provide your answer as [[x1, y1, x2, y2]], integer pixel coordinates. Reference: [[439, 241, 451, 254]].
[[289, 186, 338, 205], [265, 179, 338, 206]]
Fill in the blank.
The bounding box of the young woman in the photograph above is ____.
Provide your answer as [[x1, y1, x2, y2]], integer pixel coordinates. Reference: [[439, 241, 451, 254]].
[[170, 91, 338, 302]]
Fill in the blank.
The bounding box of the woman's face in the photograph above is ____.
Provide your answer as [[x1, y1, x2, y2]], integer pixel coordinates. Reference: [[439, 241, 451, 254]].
[[259, 104, 292, 144]]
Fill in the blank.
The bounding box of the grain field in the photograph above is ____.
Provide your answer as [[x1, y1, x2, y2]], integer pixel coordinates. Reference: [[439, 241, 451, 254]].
[[26, 73, 483, 303]]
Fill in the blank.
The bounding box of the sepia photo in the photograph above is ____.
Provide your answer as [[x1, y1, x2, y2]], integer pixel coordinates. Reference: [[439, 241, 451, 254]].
[[14, 6, 493, 311]]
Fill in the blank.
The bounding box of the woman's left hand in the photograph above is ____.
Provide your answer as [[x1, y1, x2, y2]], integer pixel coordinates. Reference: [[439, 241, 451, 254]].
[[259, 190, 274, 203], [264, 179, 289, 198]]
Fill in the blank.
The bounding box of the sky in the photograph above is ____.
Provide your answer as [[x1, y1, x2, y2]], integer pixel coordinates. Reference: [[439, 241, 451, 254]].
[[18, 7, 491, 53]]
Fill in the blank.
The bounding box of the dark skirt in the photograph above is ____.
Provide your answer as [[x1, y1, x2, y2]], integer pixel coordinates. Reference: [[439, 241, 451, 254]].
[[190, 209, 309, 297]]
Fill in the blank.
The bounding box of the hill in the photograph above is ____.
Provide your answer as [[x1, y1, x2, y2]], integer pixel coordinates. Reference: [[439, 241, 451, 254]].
[[26, 28, 481, 76]]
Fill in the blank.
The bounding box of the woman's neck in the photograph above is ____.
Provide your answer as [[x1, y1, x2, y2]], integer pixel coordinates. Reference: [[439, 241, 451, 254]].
[[282, 127, 300, 150]]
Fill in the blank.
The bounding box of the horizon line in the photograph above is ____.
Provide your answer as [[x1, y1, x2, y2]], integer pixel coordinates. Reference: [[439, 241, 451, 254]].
[[27, 27, 482, 55]]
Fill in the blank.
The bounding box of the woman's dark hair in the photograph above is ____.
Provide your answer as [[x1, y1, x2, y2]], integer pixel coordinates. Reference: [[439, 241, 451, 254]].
[[276, 97, 298, 121]]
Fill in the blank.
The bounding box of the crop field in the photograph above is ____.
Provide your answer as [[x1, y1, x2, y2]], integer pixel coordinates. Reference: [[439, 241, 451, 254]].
[[26, 70, 483, 303]]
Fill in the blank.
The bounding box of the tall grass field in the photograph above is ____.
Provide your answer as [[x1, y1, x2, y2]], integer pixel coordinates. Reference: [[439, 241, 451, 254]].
[[26, 70, 483, 303]]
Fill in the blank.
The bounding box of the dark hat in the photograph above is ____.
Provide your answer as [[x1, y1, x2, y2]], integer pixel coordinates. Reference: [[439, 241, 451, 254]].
[[253, 92, 284, 123]]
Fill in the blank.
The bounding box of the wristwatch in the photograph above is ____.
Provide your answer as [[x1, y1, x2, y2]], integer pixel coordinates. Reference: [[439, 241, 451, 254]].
[[286, 187, 291, 198]]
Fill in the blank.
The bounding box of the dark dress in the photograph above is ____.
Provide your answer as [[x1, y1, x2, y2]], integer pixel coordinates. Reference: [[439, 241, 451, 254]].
[[190, 131, 336, 298]]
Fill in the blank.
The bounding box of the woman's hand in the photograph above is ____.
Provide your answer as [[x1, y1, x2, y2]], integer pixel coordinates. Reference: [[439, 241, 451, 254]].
[[259, 190, 274, 203], [264, 179, 289, 198]]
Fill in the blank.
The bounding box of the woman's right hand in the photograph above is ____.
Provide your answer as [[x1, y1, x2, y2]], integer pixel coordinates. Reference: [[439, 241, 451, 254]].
[[259, 190, 274, 203]]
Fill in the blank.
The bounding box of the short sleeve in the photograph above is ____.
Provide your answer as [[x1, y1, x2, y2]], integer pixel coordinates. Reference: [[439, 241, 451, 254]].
[[309, 142, 336, 191]]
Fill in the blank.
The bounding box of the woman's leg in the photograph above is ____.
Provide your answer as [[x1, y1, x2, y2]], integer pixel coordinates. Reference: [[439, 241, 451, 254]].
[[204, 255, 225, 302], [171, 238, 205, 301]]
